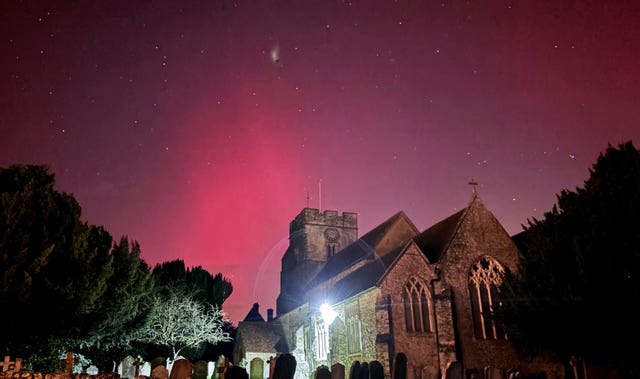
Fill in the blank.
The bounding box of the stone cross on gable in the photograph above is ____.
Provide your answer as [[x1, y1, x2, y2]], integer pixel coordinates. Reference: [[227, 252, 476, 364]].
[[468, 179, 479, 194]]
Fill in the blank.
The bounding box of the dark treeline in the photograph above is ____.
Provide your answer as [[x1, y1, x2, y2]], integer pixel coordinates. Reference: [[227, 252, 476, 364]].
[[0, 165, 234, 372], [497, 141, 640, 378]]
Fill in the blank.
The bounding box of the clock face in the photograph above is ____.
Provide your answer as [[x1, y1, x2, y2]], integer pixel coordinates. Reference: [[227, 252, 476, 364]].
[[324, 227, 340, 243]]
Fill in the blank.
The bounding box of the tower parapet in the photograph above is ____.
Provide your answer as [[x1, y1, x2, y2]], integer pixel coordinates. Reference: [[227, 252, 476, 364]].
[[290, 208, 358, 233]]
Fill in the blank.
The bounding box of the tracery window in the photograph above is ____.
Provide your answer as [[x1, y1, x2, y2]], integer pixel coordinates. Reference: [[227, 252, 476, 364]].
[[346, 302, 362, 354], [468, 256, 506, 339], [314, 319, 329, 361], [403, 276, 433, 333]]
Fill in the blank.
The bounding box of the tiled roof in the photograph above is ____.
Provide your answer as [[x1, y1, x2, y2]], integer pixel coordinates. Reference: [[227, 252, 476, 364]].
[[413, 208, 467, 263], [243, 303, 266, 322], [308, 211, 419, 289]]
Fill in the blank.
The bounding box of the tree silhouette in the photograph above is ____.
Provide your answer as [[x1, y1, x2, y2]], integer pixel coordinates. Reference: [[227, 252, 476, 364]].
[[498, 141, 640, 375]]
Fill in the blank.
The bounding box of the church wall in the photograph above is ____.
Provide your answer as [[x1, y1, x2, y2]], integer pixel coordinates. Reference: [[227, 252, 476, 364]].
[[438, 199, 563, 378], [378, 244, 441, 377], [329, 288, 380, 370]]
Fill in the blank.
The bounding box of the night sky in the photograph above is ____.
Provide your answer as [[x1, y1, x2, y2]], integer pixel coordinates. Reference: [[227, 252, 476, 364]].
[[2, 1, 639, 323]]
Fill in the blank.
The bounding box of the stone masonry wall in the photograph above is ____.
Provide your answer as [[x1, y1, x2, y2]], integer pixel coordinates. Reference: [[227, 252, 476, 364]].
[[378, 243, 441, 377], [438, 198, 563, 378]]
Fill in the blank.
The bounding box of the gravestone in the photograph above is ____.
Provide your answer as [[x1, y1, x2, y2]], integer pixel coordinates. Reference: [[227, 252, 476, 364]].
[[330, 363, 345, 379], [170, 359, 193, 379], [348, 362, 361, 379], [444, 362, 463, 379], [315, 366, 330, 379], [122, 356, 137, 379], [62, 352, 78, 375], [167, 359, 174, 376], [87, 366, 99, 375], [214, 356, 228, 379], [359, 363, 368, 379], [140, 362, 152, 377], [151, 358, 167, 372], [192, 361, 208, 379], [369, 361, 384, 379], [249, 358, 263, 379], [393, 354, 407, 379], [151, 365, 169, 379], [272, 353, 296, 379]]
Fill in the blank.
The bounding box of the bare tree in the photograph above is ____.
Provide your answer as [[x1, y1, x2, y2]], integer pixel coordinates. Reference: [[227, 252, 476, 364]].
[[138, 288, 231, 359]]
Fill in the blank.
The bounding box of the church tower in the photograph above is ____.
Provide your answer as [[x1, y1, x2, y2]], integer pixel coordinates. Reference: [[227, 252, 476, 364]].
[[276, 208, 358, 316]]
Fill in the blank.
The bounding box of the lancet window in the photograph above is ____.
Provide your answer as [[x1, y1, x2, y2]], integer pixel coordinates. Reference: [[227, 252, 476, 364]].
[[403, 276, 433, 333]]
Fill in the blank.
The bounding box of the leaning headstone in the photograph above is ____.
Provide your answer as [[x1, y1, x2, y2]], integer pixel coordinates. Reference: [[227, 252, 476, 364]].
[[444, 362, 463, 379], [87, 366, 99, 376], [169, 359, 192, 379], [140, 362, 152, 377], [151, 365, 169, 379]]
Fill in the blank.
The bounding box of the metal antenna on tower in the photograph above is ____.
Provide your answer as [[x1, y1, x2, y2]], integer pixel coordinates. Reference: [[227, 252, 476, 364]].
[[318, 179, 322, 211]]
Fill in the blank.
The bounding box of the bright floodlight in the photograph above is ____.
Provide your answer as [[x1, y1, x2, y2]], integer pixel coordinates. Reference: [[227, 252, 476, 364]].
[[320, 303, 337, 326]]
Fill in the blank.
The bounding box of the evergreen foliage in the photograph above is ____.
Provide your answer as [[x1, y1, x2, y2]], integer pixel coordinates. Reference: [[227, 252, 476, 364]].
[[0, 164, 235, 372], [153, 259, 233, 307], [0, 165, 114, 368], [498, 141, 640, 373]]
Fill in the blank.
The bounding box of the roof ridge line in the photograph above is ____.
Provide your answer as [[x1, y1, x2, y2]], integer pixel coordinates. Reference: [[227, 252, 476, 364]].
[[437, 201, 473, 261]]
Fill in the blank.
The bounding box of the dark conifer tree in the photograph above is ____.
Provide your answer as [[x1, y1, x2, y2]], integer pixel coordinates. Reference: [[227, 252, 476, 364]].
[[498, 141, 640, 375]]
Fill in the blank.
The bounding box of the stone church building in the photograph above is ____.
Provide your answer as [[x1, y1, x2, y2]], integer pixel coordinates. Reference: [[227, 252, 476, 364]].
[[233, 195, 561, 379]]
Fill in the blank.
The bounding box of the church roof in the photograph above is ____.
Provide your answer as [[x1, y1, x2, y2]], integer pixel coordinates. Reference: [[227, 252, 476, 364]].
[[307, 211, 419, 290], [242, 303, 266, 322], [413, 207, 467, 263], [324, 243, 408, 302], [360, 211, 420, 256]]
